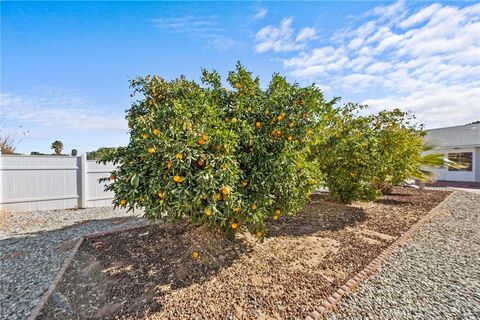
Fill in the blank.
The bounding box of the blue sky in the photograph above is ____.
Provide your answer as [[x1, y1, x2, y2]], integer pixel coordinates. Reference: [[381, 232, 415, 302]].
[[2, 1, 479, 154]]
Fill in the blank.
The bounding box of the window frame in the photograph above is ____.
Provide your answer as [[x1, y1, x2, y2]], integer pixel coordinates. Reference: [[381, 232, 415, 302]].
[[447, 152, 473, 172]]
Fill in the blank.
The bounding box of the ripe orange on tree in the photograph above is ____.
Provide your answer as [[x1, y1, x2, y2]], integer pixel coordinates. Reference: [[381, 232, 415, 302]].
[[204, 207, 213, 216], [101, 63, 331, 237], [173, 175, 184, 183], [221, 186, 231, 195]]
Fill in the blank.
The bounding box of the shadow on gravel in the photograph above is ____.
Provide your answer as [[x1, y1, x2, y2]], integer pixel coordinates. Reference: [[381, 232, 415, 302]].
[[375, 198, 411, 206], [37, 197, 370, 320], [0, 216, 148, 320], [38, 222, 250, 320], [268, 194, 368, 237]]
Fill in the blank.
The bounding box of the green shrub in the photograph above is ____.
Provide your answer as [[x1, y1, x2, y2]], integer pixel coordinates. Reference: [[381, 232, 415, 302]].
[[316, 104, 381, 203], [100, 64, 333, 237], [87, 147, 118, 160], [315, 104, 424, 203], [370, 109, 424, 193]]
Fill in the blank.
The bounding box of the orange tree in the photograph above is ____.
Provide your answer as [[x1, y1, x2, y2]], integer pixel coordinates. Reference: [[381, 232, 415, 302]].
[[100, 64, 334, 237]]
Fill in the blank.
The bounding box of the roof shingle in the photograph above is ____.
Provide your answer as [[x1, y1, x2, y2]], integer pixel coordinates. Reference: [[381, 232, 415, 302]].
[[425, 123, 480, 148]]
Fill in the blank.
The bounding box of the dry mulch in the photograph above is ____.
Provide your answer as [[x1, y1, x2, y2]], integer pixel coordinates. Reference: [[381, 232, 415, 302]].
[[38, 187, 450, 320]]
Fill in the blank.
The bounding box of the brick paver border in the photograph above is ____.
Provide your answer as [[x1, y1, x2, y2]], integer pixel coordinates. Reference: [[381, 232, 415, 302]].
[[305, 191, 454, 320]]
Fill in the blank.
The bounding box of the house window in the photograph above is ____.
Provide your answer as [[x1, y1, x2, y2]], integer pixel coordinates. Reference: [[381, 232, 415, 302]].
[[448, 152, 473, 171]]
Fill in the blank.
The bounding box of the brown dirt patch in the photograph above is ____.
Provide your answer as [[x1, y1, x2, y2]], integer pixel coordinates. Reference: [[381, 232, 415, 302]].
[[0, 211, 14, 230], [38, 187, 450, 320]]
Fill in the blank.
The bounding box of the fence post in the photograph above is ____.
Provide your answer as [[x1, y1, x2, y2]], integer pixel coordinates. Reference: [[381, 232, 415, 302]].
[[79, 154, 87, 208]]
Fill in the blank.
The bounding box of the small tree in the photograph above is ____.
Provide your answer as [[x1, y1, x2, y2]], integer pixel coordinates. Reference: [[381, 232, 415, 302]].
[[51, 140, 64, 155], [87, 147, 117, 160], [370, 109, 424, 194], [315, 105, 424, 203], [1, 134, 17, 154], [71, 149, 78, 156], [0, 121, 28, 154], [100, 64, 333, 237], [315, 104, 381, 203]]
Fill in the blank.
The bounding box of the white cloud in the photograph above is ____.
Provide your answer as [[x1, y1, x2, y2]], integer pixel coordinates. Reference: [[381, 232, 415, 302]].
[[369, 0, 408, 25], [363, 85, 480, 128], [152, 16, 217, 31], [296, 27, 317, 42], [365, 62, 391, 74], [210, 35, 235, 51], [261, 1, 480, 128], [399, 3, 442, 29], [0, 89, 126, 131], [152, 15, 234, 51], [253, 7, 268, 20], [255, 18, 317, 53]]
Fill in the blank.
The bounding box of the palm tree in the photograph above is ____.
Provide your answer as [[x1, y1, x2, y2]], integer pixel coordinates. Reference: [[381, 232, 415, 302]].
[[413, 146, 462, 184], [51, 140, 64, 155]]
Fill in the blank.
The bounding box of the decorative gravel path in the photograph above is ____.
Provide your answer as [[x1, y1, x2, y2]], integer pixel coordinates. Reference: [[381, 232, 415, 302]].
[[0, 207, 147, 320], [328, 191, 480, 320]]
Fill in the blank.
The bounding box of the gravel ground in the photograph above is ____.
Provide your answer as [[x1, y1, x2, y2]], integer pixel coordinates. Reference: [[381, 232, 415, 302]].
[[34, 188, 449, 319], [0, 207, 147, 320], [328, 191, 480, 320]]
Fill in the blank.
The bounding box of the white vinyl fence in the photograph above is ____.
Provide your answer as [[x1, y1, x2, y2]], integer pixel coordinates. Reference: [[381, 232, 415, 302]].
[[0, 154, 116, 212]]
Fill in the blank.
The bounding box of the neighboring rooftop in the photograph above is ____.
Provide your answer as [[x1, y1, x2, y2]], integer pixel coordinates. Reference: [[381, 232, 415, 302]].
[[425, 123, 480, 148]]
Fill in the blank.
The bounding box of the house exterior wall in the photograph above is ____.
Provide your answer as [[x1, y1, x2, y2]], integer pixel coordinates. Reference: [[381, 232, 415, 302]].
[[427, 147, 478, 182]]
